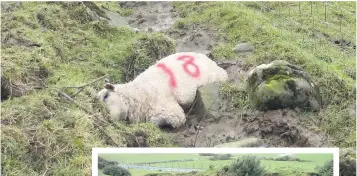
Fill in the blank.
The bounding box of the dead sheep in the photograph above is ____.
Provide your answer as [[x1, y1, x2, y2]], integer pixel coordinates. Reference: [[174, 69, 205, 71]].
[[97, 52, 228, 129]]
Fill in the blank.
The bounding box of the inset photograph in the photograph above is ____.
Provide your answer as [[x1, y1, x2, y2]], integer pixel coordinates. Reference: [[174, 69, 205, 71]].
[[93, 148, 339, 176]]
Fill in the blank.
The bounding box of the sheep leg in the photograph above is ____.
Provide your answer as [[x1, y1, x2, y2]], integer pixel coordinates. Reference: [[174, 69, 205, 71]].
[[150, 102, 186, 129]]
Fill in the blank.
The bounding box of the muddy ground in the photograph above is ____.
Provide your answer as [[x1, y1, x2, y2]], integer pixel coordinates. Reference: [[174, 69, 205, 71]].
[[109, 2, 330, 148]]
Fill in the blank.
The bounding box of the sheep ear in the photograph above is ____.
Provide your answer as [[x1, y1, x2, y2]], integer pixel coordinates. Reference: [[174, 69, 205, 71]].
[[104, 83, 115, 91]]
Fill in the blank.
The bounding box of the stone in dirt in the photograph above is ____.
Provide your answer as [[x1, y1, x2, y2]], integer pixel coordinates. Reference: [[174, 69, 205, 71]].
[[233, 42, 254, 53], [198, 83, 222, 112], [247, 60, 322, 112], [214, 138, 264, 148]]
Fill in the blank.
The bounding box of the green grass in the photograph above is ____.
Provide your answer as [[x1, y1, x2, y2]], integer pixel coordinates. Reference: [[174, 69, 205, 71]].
[[1, 2, 175, 176], [129, 169, 175, 175]]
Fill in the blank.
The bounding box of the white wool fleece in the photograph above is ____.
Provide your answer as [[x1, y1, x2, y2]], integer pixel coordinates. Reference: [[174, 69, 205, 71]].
[[98, 52, 228, 128], [130, 52, 228, 106]]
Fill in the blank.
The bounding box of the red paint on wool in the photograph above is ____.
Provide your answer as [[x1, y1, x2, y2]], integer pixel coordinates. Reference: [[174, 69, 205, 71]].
[[157, 63, 177, 88], [177, 55, 200, 78]]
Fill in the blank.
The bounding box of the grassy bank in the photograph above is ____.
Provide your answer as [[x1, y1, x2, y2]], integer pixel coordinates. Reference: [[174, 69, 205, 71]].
[[173, 1, 356, 148], [1, 1, 355, 176], [1, 2, 175, 175]]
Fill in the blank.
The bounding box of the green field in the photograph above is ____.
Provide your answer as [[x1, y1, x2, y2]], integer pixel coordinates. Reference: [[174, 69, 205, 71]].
[[99, 153, 333, 175]]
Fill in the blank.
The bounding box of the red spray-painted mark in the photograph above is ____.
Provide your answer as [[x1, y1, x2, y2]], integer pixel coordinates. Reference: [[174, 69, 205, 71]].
[[157, 63, 177, 88], [177, 55, 200, 78], [156, 55, 201, 89]]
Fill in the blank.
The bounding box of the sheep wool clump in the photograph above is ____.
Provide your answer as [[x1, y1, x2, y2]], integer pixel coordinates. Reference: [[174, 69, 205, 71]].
[[97, 52, 228, 128]]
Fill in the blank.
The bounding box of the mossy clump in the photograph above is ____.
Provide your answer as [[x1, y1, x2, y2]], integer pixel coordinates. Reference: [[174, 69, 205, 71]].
[[339, 148, 357, 176], [218, 155, 266, 176], [122, 33, 176, 82], [103, 165, 131, 176], [315, 160, 333, 176], [247, 60, 322, 111]]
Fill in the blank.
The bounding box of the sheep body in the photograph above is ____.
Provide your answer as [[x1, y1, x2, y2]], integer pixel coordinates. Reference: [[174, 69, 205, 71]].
[[98, 52, 228, 128]]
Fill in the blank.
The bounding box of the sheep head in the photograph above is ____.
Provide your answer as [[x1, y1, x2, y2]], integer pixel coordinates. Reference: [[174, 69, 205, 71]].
[[97, 83, 130, 122]]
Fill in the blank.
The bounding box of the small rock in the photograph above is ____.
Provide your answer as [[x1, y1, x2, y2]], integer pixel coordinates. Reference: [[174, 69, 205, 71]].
[[214, 138, 263, 148], [85, 7, 100, 21], [233, 43, 254, 53], [148, 27, 153, 32], [242, 112, 248, 117], [216, 60, 238, 69], [179, 32, 186, 36], [282, 109, 288, 116], [133, 28, 140, 33], [128, 19, 135, 24], [199, 83, 221, 112], [188, 128, 196, 135], [226, 131, 235, 142], [194, 125, 204, 131], [136, 14, 143, 20], [119, 1, 140, 8], [137, 18, 146, 24], [226, 115, 235, 119]]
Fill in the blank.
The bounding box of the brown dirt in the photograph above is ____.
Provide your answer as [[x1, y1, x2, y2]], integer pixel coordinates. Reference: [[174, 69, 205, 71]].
[[166, 24, 218, 55], [120, 1, 180, 32], [169, 86, 329, 148]]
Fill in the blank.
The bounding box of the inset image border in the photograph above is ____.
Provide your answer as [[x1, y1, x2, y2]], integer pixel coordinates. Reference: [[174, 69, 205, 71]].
[[92, 147, 339, 176]]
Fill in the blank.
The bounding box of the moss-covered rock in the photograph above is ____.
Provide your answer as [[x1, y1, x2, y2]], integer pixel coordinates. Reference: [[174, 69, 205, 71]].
[[247, 60, 322, 111]]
